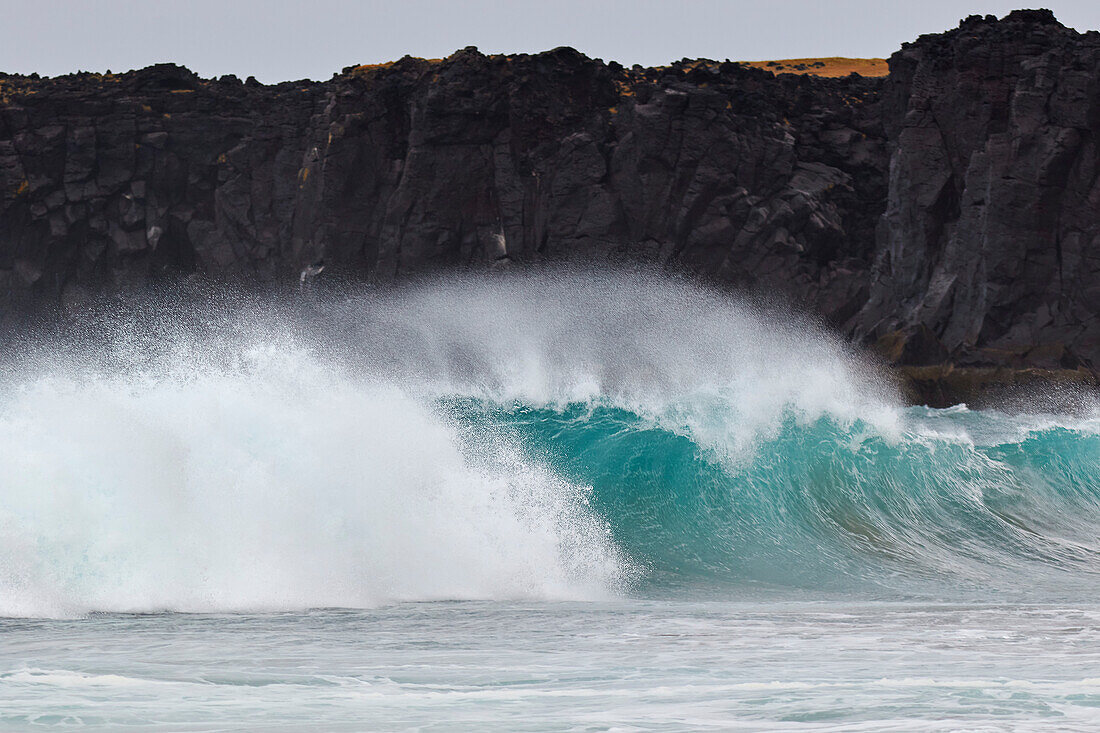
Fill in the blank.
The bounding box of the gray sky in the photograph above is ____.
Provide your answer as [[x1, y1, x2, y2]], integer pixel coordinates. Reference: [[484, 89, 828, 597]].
[[3, 1, 1100, 83]]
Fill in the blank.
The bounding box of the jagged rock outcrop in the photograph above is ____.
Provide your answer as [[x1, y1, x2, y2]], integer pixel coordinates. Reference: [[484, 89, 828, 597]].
[[859, 9, 1100, 373], [4, 9, 1100, 404]]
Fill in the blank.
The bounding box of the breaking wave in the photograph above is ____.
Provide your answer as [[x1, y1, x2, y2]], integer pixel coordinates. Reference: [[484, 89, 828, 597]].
[[1, 269, 1098, 616]]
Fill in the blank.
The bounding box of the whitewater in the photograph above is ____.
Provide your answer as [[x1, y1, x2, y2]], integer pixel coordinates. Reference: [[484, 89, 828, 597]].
[[3, 269, 1100, 730]]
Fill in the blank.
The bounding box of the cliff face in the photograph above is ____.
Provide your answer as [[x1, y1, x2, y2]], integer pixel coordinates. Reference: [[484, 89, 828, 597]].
[[2, 10, 1100, 386], [0, 66, 329, 315], [860, 10, 1100, 371], [0, 49, 885, 327]]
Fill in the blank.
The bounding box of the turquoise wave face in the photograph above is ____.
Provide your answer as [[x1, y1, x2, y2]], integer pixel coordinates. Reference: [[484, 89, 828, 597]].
[[443, 398, 1100, 600]]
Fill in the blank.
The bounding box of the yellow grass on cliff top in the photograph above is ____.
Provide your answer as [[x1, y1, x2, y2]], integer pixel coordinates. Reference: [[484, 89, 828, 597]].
[[739, 57, 888, 77], [343, 55, 887, 79]]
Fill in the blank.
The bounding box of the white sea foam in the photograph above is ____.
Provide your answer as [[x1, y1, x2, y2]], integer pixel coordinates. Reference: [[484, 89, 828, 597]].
[[0, 335, 627, 617]]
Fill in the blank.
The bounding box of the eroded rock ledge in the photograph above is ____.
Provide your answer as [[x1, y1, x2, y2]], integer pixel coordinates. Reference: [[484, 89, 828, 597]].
[[3, 10, 1100, 406]]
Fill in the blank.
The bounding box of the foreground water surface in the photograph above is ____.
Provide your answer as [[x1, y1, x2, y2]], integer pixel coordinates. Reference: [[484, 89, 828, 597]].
[[5, 602, 1100, 731], [3, 271, 1100, 729]]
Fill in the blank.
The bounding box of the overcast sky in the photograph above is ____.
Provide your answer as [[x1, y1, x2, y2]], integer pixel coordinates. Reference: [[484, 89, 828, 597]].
[[2, 1, 1099, 83]]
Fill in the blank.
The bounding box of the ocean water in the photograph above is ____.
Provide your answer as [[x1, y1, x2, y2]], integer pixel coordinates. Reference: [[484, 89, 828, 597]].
[[2, 270, 1100, 731]]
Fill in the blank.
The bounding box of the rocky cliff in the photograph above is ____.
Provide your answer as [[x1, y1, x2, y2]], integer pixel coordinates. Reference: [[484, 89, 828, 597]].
[[2, 10, 1100, 403], [0, 48, 885, 322], [862, 10, 1100, 371]]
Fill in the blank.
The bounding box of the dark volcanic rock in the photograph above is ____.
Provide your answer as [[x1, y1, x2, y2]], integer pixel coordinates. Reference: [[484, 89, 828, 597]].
[[896, 364, 1098, 410], [858, 10, 1100, 373], [0, 65, 328, 318], [0, 52, 886, 326]]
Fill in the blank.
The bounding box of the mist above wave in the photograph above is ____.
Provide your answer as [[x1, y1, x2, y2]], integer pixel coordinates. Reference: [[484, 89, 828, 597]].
[[10, 267, 904, 450]]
